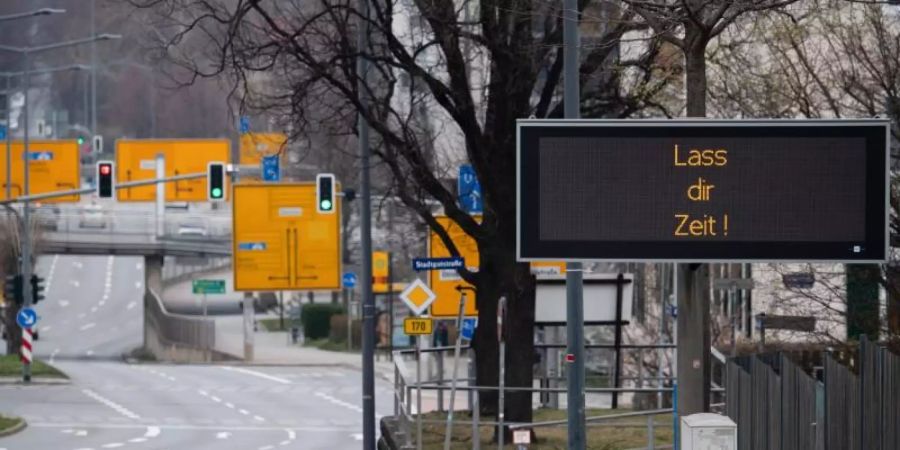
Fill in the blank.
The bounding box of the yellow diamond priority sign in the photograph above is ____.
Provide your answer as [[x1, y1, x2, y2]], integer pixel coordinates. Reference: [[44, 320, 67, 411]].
[[399, 278, 436, 316]]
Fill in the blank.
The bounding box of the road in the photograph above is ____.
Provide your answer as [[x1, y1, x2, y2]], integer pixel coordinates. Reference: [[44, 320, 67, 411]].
[[1, 255, 392, 450]]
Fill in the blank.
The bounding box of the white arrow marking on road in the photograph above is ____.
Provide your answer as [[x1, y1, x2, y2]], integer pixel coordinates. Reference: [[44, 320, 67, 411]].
[[58, 300, 69, 308], [216, 432, 231, 439], [80, 323, 96, 331]]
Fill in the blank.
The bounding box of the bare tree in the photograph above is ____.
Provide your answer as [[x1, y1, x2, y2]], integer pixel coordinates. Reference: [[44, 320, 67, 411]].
[[131, 0, 676, 427]]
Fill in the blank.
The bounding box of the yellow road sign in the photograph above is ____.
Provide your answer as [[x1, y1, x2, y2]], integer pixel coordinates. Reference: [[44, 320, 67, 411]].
[[116, 139, 230, 202], [403, 317, 433, 336], [239, 133, 287, 165], [373, 251, 390, 293], [399, 278, 437, 316], [233, 183, 342, 291], [0, 140, 80, 202], [428, 216, 479, 317]]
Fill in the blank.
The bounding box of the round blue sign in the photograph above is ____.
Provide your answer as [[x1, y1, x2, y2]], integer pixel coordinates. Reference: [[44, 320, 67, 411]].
[[16, 308, 38, 328], [342, 272, 358, 289]]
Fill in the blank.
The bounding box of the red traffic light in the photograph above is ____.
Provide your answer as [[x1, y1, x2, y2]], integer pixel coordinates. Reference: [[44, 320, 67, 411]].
[[99, 164, 111, 176]]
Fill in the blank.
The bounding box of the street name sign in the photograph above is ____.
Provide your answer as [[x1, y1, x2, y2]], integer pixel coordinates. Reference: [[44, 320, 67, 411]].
[[399, 278, 436, 316], [403, 317, 434, 335], [413, 257, 464, 271], [233, 183, 341, 291], [517, 119, 889, 262], [192, 279, 226, 294]]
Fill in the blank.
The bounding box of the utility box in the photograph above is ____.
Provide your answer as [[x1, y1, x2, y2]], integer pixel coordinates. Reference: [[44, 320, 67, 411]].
[[680, 413, 737, 450]]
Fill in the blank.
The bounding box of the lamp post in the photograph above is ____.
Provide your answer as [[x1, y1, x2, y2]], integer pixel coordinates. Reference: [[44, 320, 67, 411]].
[[0, 33, 121, 382], [0, 8, 65, 23]]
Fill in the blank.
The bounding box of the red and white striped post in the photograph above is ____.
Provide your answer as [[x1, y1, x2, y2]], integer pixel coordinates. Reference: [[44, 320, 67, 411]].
[[21, 327, 33, 382]]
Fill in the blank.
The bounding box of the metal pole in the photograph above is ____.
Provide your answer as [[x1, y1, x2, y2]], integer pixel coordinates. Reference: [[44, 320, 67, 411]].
[[563, 0, 585, 447], [155, 153, 164, 236], [498, 296, 507, 450], [202, 293, 208, 317], [90, 0, 97, 148], [612, 274, 624, 409], [357, 0, 376, 447], [21, 50, 32, 383], [4, 74, 11, 200], [443, 291, 467, 450], [416, 335, 423, 450], [388, 252, 394, 360]]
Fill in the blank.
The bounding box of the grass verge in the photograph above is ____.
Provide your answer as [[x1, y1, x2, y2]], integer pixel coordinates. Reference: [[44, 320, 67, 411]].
[[411, 408, 673, 450], [0, 354, 68, 379], [303, 338, 357, 353], [0, 414, 23, 435], [258, 318, 296, 332]]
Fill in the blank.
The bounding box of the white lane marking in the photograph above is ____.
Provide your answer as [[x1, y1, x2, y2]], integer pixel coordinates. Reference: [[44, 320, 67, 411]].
[[352, 433, 363, 441], [286, 430, 296, 440], [101, 443, 123, 449], [279, 441, 290, 446], [75, 430, 88, 437], [136, 263, 142, 270], [49, 349, 60, 364], [126, 301, 136, 310], [253, 415, 265, 422], [135, 281, 142, 289], [80, 323, 96, 331], [85, 350, 95, 357], [166, 376, 176, 382], [144, 426, 160, 438], [314, 392, 363, 413], [216, 431, 231, 439], [221, 366, 291, 384], [30, 422, 354, 433], [239, 409, 250, 415], [58, 300, 69, 307], [62, 429, 74, 434], [198, 390, 209, 397], [81, 389, 141, 420], [224, 402, 235, 409], [210, 396, 221, 403], [42, 325, 52, 333], [128, 438, 147, 443], [71, 280, 81, 287], [259, 446, 274, 450]]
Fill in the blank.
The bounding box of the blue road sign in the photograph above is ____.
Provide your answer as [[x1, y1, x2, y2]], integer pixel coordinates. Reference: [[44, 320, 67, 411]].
[[460, 318, 477, 341], [0, 125, 6, 140], [28, 151, 53, 161], [413, 257, 464, 271], [458, 164, 482, 214], [238, 242, 267, 251], [262, 154, 280, 182], [342, 272, 358, 289], [239, 116, 251, 134], [16, 308, 37, 328]]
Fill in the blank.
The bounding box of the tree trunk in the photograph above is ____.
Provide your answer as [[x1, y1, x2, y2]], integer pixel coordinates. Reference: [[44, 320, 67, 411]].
[[684, 25, 708, 118]]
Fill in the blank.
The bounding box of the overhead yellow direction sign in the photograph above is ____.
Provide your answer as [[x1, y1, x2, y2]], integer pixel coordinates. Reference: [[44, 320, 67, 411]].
[[1, 140, 80, 202], [239, 133, 286, 166], [428, 216, 479, 317], [233, 183, 341, 291], [116, 139, 230, 202], [403, 317, 433, 335]]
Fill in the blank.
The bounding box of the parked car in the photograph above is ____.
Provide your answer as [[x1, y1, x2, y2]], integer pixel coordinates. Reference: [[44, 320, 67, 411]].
[[78, 203, 107, 229]]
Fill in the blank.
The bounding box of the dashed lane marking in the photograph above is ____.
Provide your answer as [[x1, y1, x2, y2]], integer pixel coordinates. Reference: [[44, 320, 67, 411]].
[[80, 323, 96, 331], [82, 389, 140, 420], [221, 366, 291, 384]]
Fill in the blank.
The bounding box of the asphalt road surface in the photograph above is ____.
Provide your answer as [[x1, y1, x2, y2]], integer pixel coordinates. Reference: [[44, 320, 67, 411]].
[[1, 255, 391, 450]]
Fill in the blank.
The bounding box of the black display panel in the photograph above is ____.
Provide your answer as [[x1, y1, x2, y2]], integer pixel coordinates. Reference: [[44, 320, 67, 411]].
[[517, 120, 889, 262]]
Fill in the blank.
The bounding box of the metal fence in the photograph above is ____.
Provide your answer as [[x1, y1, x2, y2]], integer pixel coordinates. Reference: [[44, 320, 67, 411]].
[[727, 337, 900, 450]]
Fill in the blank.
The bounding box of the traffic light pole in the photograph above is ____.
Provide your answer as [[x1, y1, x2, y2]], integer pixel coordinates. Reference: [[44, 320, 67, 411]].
[[563, 1, 586, 449], [0, 171, 210, 205], [21, 50, 32, 383]]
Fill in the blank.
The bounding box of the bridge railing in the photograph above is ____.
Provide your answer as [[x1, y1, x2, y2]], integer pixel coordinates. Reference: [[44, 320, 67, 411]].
[[144, 287, 216, 362]]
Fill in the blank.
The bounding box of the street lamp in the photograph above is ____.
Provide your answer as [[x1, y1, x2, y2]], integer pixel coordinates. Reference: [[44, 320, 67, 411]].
[[0, 33, 121, 382], [0, 8, 66, 23]]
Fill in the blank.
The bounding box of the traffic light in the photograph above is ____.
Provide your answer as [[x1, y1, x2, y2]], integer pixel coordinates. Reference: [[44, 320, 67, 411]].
[[30, 275, 45, 305], [316, 173, 335, 213], [207, 162, 226, 201], [4, 275, 23, 306], [77, 136, 85, 146], [97, 161, 114, 198]]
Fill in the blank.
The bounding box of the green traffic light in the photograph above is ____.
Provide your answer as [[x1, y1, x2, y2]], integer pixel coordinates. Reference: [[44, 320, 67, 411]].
[[77, 137, 85, 145], [320, 199, 332, 210], [211, 187, 223, 198]]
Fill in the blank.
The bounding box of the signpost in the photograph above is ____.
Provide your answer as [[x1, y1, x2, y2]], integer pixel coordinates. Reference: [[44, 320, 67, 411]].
[[16, 307, 37, 328], [232, 183, 342, 291], [115, 139, 230, 201], [192, 279, 225, 317], [403, 317, 433, 335], [457, 164, 482, 214], [0, 140, 80, 202], [398, 278, 436, 450], [398, 279, 436, 316], [261, 154, 280, 182], [428, 216, 479, 317], [342, 272, 358, 289]]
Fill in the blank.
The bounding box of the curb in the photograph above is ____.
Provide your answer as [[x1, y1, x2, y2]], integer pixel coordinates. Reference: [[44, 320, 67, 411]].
[[0, 377, 70, 385], [0, 417, 26, 438]]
